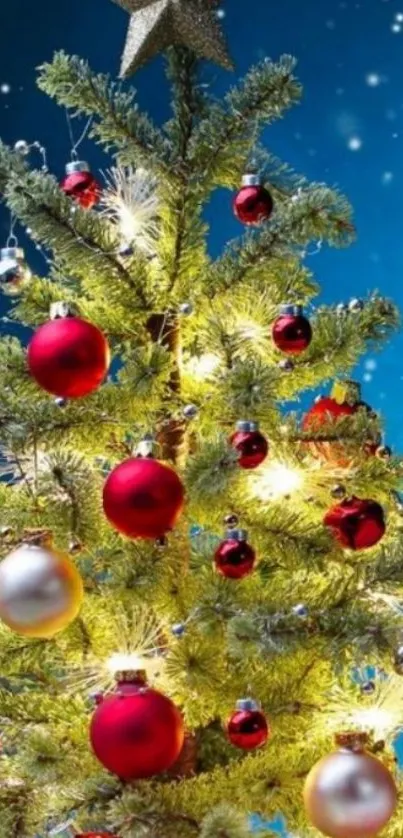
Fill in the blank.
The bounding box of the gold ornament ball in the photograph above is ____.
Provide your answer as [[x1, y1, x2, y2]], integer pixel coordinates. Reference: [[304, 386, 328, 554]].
[[0, 543, 83, 638], [303, 739, 397, 838]]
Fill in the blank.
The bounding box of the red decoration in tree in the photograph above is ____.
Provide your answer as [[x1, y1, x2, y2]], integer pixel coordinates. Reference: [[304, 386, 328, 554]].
[[214, 529, 256, 579], [28, 315, 110, 399], [272, 304, 312, 354], [76, 834, 118, 837], [233, 174, 274, 226], [230, 420, 269, 469], [226, 699, 269, 750], [103, 457, 184, 539], [90, 673, 184, 780], [324, 496, 385, 550], [61, 160, 101, 209], [302, 381, 379, 463]]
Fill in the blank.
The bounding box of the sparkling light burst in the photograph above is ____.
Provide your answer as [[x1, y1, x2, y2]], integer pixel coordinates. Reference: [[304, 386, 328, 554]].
[[317, 676, 403, 742], [101, 165, 159, 255], [64, 607, 169, 695], [249, 461, 304, 502]]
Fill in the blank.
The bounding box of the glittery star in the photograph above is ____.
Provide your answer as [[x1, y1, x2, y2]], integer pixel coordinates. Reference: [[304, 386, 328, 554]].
[[111, 0, 234, 78]]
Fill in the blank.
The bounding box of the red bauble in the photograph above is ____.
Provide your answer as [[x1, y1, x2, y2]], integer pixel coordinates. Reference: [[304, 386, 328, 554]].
[[103, 457, 184, 540], [61, 160, 101, 209], [227, 699, 269, 750], [28, 316, 110, 399], [233, 174, 273, 226], [324, 496, 385, 550], [272, 304, 312, 355], [76, 834, 118, 837], [302, 382, 378, 463], [214, 529, 256, 579], [230, 420, 269, 469], [90, 674, 184, 780]]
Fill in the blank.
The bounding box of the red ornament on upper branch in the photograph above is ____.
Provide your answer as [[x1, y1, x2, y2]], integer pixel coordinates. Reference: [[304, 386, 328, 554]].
[[233, 174, 274, 226], [90, 672, 184, 780], [28, 313, 110, 399], [214, 528, 256, 580], [226, 699, 269, 750], [230, 420, 269, 469], [103, 457, 184, 539], [61, 160, 101, 209], [324, 496, 385, 550], [272, 304, 312, 355]]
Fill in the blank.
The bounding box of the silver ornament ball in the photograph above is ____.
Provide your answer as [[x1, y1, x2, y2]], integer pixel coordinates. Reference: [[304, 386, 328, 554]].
[[14, 139, 29, 155], [336, 302, 348, 316], [54, 396, 67, 408], [179, 302, 194, 316], [348, 298, 364, 313], [331, 484, 346, 499], [278, 358, 295, 372], [183, 403, 199, 419], [292, 603, 308, 618], [171, 622, 186, 637], [304, 740, 397, 838], [0, 542, 83, 638]]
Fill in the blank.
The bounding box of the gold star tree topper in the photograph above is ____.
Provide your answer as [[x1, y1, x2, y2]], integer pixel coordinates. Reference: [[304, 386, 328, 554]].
[[111, 0, 234, 78]]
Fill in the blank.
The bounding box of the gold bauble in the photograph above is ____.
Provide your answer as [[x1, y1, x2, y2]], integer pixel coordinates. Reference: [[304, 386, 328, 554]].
[[0, 542, 83, 637], [303, 734, 397, 838]]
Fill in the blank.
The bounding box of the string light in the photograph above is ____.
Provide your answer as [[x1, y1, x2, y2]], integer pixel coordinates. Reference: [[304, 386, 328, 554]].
[[249, 460, 304, 501]]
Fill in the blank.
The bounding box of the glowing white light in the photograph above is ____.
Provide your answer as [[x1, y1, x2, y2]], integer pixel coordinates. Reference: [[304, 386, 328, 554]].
[[391, 23, 401, 32], [101, 165, 159, 256], [249, 461, 304, 501], [106, 652, 146, 674], [395, 12, 403, 22], [381, 171, 394, 184], [365, 73, 381, 87], [347, 136, 363, 151], [365, 358, 377, 371], [363, 373, 373, 383], [0, 84, 10, 94], [186, 353, 220, 380]]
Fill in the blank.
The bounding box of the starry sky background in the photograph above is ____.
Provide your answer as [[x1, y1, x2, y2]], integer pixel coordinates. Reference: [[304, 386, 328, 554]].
[[0, 0, 403, 448]]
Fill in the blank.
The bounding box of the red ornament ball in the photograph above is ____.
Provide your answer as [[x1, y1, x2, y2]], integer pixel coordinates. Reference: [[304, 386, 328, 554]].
[[76, 834, 118, 838], [103, 457, 184, 540], [214, 529, 256, 580], [230, 421, 269, 469], [90, 675, 184, 780], [233, 175, 273, 226], [272, 304, 312, 355], [61, 160, 101, 209], [324, 496, 385, 550], [227, 699, 269, 750], [28, 316, 110, 399], [302, 383, 378, 464]]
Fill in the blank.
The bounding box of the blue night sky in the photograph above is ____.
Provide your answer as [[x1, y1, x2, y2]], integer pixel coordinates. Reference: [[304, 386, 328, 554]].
[[1, 0, 403, 446]]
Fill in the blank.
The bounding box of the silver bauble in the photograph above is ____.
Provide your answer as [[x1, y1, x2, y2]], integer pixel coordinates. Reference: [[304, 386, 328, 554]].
[[304, 734, 397, 838], [0, 542, 83, 638]]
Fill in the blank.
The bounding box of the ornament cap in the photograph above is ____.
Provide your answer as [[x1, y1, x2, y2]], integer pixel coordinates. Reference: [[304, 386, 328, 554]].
[[279, 303, 304, 316], [241, 173, 261, 187], [236, 698, 260, 712], [331, 379, 361, 406], [50, 301, 76, 320], [115, 669, 147, 685], [21, 527, 53, 548], [65, 160, 90, 175], [225, 528, 248, 542], [335, 731, 368, 752], [1, 246, 24, 261], [236, 420, 259, 433]]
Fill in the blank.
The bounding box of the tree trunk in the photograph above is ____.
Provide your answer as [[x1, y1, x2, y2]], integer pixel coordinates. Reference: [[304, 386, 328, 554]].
[[146, 312, 186, 466]]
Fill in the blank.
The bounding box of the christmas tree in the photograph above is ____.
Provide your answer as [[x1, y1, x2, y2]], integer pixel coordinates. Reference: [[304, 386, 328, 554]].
[[0, 2, 402, 837]]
